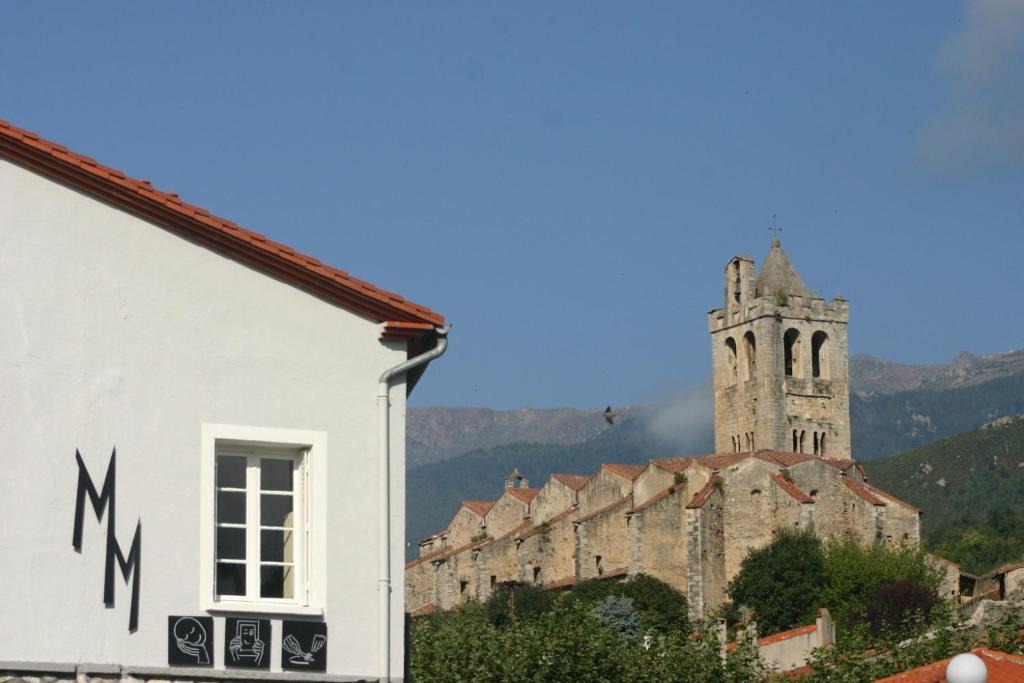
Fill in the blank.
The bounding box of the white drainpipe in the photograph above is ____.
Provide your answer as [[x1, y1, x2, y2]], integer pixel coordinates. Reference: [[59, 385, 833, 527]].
[[377, 324, 449, 682]]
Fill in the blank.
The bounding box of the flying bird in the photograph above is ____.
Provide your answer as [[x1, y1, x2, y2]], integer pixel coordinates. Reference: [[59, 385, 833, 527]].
[[603, 406, 617, 425]]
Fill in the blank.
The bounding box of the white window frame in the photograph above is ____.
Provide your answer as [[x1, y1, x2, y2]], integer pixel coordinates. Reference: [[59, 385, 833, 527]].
[[200, 423, 327, 616]]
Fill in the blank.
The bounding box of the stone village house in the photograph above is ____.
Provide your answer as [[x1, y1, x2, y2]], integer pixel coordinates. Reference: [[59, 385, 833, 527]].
[[406, 238, 929, 620], [0, 119, 446, 682]]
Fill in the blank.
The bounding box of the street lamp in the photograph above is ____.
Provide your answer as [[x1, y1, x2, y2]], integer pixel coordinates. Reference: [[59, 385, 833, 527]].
[[946, 652, 987, 683]]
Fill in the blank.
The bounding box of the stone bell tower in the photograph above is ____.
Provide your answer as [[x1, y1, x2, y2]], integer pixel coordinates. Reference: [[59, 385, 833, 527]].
[[707, 238, 852, 459]]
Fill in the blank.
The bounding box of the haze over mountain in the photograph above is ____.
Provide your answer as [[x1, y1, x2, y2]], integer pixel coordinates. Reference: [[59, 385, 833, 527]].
[[407, 349, 1024, 466]]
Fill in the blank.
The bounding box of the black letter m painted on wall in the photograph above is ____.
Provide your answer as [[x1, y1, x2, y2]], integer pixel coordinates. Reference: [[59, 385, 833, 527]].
[[72, 448, 142, 632]]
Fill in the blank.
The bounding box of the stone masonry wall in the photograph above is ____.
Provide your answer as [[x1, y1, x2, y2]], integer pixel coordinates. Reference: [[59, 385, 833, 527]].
[[531, 481, 575, 525], [485, 495, 529, 539], [627, 487, 689, 593], [576, 468, 632, 517], [446, 507, 486, 549], [575, 497, 632, 580]]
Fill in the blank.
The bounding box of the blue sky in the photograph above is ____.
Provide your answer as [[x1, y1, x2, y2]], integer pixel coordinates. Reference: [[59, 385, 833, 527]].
[[3, 2, 1022, 409]]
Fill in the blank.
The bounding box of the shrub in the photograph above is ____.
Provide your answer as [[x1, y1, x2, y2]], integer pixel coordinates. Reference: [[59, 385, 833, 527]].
[[562, 574, 690, 636], [593, 595, 642, 640], [864, 579, 937, 637], [820, 536, 942, 631], [727, 529, 826, 635], [483, 582, 554, 627]]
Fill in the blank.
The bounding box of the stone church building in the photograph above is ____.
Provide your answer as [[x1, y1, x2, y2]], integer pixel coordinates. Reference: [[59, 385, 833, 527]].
[[406, 240, 921, 620]]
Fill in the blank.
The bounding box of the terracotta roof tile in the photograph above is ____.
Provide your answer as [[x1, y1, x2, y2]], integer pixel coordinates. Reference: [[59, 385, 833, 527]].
[[602, 463, 646, 480], [842, 478, 885, 506], [725, 623, 817, 653], [755, 451, 816, 467], [462, 501, 495, 517], [0, 119, 444, 329], [863, 483, 921, 514], [552, 474, 591, 491], [686, 476, 723, 509], [770, 473, 815, 504], [596, 567, 628, 580], [409, 602, 436, 618], [696, 452, 750, 470], [872, 648, 1024, 682], [757, 623, 816, 646], [544, 575, 577, 590], [506, 487, 540, 504], [650, 456, 699, 473], [822, 457, 858, 471]]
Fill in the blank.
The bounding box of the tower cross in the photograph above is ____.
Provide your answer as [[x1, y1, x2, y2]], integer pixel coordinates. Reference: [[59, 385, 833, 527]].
[[768, 213, 782, 240]]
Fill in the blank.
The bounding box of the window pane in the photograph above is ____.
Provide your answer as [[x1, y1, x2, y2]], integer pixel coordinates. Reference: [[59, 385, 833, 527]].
[[260, 458, 293, 492], [216, 526, 246, 560], [216, 491, 246, 524], [216, 455, 246, 488], [261, 529, 294, 563], [216, 562, 246, 596], [260, 494, 293, 528], [260, 564, 294, 599]]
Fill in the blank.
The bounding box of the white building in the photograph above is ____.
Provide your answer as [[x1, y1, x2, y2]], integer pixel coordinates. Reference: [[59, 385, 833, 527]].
[[0, 118, 447, 682]]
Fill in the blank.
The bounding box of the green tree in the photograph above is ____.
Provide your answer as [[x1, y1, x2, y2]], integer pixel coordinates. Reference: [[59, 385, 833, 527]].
[[727, 529, 826, 635], [820, 537, 941, 632]]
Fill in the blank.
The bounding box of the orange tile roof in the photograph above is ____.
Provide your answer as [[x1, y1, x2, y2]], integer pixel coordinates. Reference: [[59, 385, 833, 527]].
[[506, 487, 540, 504], [823, 457, 859, 472], [552, 474, 591, 491], [756, 451, 816, 467], [0, 119, 443, 329], [462, 501, 495, 517], [757, 623, 816, 646], [770, 473, 815, 504], [696, 452, 750, 470], [408, 602, 436, 618], [596, 567, 628, 580], [651, 456, 699, 473], [863, 483, 921, 513], [687, 476, 723, 509], [843, 477, 885, 506], [544, 575, 578, 590], [873, 648, 1024, 682], [602, 463, 646, 480], [725, 623, 817, 653]]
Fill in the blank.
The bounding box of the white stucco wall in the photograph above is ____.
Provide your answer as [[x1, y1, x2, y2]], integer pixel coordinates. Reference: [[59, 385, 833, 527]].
[[0, 158, 413, 679]]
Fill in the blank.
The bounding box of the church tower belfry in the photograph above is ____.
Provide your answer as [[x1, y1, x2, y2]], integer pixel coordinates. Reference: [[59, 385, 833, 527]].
[[708, 238, 852, 459]]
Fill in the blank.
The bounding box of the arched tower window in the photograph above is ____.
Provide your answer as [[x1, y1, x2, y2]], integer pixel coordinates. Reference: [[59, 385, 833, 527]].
[[743, 331, 756, 381], [820, 433, 827, 457], [725, 337, 738, 384], [784, 328, 801, 377], [732, 260, 741, 303], [812, 331, 829, 379]]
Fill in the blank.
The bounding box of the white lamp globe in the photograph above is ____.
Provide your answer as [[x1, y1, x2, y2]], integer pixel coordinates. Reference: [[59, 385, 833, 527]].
[[946, 653, 987, 683]]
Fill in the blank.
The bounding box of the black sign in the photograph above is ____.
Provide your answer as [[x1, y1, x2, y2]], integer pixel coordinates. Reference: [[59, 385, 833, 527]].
[[168, 616, 214, 666], [224, 617, 271, 669], [72, 448, 142, 632], [281, 620, 327, 672]]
